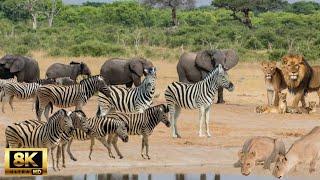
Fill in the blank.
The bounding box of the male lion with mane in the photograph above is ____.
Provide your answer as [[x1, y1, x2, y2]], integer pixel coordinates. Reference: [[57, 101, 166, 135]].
[[281, 54, 320, 109]]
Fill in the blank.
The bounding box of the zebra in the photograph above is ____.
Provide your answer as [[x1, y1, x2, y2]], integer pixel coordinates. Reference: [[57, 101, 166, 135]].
[[0, 78, 57, 113], [66, 115, 129, 161], [106, 104, 170, 159], [165, 64, 234, 138], [96, 73, 156, 116], [5, 109, 74, 171], [35, 75, 110, 121]]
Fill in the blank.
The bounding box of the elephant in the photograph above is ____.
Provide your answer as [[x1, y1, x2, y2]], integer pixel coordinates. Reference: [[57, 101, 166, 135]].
[[100, 57, 155, 87], [177, 49, 239, 103], [45, 61, 91, 81], [0, 55, 40, 82]]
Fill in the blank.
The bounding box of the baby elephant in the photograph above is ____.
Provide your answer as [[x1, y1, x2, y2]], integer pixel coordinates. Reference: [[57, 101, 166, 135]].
[[234, 136, 286, 176]]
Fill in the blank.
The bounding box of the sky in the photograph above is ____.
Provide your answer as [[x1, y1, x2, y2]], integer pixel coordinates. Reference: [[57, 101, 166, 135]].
[[63, 0, 320, 6]]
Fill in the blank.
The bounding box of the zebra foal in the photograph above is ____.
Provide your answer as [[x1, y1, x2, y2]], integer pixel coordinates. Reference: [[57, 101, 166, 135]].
[[97, 73, 156, 116], [36, 75, 110, 120], [5, 109, 74, 171], [165, 64, 234, 138], [66, 115, 129, 161], [106, 104, 170, 159]]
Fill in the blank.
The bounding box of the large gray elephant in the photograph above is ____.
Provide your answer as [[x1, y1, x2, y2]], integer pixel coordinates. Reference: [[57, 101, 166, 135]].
[[0, 55, 40, 82], [100, 57, 155, 88], [45, 61, 91, 81], [177, 49, 239, 103]]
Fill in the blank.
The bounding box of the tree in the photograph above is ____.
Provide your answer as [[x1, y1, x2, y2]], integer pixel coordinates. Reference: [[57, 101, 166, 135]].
[[212, 0, 288, 28], [287, 1, 320, 14], [42, 0, 63, 27], [0, 0, 29, 21], [143, 0, 195, 26]]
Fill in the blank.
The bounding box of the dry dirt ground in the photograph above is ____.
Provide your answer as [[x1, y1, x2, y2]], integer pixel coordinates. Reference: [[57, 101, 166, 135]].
[[0, 56, 320, 178]]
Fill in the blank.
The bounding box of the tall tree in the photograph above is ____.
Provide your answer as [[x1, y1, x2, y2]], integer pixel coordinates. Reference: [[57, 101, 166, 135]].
[[42, 0, 62, 27], [212, 0, 288, 28], [143, 0, 195, 26], [24, 0, 43, 29]]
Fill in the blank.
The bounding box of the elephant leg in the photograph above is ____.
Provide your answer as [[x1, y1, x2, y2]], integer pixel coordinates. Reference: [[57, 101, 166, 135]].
[[217, 87, 224, 104]]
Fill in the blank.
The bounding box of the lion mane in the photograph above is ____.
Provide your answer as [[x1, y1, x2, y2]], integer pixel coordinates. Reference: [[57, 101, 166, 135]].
[[281, 54, 313, 94]]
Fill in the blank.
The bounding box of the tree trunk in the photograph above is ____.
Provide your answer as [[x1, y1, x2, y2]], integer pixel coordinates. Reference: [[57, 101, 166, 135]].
[[242, 8, 252, 29], [171, 7, 178, 26], [48, 15, 53, 27], [31, 13, 37, 30]]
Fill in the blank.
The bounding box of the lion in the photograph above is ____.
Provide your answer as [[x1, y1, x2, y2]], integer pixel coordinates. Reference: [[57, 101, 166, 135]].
[[234, 137, 286, 176], [255, 92, 287, 114], [261, 61, 287, 106], [273, 126, 320, 178], [281, 54, 320, 109], [287, 101, 317, 114]]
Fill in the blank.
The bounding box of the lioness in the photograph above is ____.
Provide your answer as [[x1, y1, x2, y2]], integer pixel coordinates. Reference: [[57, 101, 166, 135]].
[[261, 61, 286, 106], [255, 92, 287, 114], [281, 54, 320, 109], [273, 126, 320, 178], [234, 137, 286, 176]]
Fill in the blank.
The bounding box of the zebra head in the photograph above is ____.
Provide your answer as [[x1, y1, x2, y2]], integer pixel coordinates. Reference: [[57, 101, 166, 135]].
[[70, 110, 90, 134], [96, 76, 111, 97], [116, 120, 129, 143], [57, 109, 75, 135], [158, 104, 171, 127], [215, 64, 234, 92], [142, 74, 156, 93]]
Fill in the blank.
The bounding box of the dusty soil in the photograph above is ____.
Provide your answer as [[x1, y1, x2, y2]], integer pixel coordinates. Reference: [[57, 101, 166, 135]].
[[1, 60, 320, 177]]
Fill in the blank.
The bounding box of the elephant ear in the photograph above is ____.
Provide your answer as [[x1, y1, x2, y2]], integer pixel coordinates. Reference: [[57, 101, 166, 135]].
[[129, 60, 143, 77], [195, 50, 215, 72], [222, 49, 239, 70], [10, 58, 25, 73]]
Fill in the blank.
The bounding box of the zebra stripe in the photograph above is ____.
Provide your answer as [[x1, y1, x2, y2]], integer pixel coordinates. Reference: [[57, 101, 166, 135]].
[[36, 75, 109, 120], [106, 104, 170, 159], [67, 115, 129, 161], [97, 74, 156, 116], [5, 109, 74, 170], [165, 64, 234, 138]]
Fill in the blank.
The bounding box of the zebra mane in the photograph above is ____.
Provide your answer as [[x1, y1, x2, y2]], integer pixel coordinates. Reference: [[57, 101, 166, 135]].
[[48, 109, 67, 123], [203, 66, 220, 81]]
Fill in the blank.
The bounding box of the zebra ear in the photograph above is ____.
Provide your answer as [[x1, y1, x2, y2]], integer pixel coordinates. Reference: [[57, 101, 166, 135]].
[[67, 111, 72, 116]]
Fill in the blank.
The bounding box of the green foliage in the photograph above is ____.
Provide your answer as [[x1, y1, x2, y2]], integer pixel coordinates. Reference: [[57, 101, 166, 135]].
[[0, 1, 319, 61], [69, 40, 125, 57]]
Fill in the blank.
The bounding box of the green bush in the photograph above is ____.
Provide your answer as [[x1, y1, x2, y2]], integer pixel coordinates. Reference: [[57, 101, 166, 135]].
[[268, 49, 287, 61], [69, 40, 125, 57]]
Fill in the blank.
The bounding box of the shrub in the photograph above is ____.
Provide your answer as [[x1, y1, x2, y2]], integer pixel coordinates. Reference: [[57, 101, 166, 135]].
[[69, 40, 125, 57]]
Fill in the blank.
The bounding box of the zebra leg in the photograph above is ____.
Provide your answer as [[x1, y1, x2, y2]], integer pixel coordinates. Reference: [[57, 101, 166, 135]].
[[50, 146, 58, 171], [145, 135, 150, 160], [44, 104, 51, 121], [97, 137, 115, 159], [141, 136, 146, 159], [1, 94, 9, 113], [112, 136, 123, 159], [89, 137, 95, 160], [36, 104, 45, 121], [56, 145, 62, 170], [198, 106, 206, 137], [204, 106, 211, 137], [169, 105, 181, 138], [67, 138, 77, 161], [61, 143, 67, 168], [8, 95, 14, 111]]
